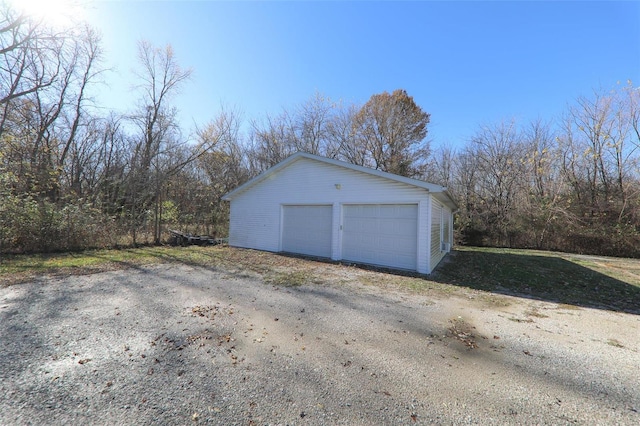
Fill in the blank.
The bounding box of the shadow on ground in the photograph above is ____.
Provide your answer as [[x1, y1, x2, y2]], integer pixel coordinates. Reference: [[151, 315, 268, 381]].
[[432, 250, 640, 315], [226, 248, 640, 316]]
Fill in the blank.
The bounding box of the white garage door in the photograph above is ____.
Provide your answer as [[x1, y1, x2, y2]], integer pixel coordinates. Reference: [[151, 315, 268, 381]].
[[282, 205, 332, 258], [342, 204, 417, 270]]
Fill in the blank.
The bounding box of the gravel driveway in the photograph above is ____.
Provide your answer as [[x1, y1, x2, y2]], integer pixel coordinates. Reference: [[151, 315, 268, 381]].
[[1, 260, 639, 425]]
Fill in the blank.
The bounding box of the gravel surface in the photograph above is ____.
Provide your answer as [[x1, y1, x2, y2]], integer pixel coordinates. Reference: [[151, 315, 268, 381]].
[[1, 261, 639, 425]]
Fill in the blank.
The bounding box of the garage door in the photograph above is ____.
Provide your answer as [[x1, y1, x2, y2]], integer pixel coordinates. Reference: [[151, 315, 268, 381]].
[[342, 204, 417, 270], [282, 205, 332, 258]]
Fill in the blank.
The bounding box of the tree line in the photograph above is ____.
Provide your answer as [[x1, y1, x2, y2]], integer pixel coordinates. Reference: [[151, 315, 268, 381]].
[[449, 85, 640, 257], [1, 3, 639, 258]]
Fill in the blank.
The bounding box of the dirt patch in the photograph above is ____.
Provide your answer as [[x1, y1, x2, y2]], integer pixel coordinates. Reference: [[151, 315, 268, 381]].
[[1, 262, 639, 425]]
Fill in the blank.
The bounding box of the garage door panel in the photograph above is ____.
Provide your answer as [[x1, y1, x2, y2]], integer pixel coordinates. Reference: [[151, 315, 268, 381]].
[[379, 205, 415, 219], [342, 204, 417, 270], [282, 205, 332, 258], [379, 218, 415, 234]]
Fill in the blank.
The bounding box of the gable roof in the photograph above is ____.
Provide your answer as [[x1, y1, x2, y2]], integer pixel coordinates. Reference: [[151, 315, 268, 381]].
[[222, 152, 458, 210]]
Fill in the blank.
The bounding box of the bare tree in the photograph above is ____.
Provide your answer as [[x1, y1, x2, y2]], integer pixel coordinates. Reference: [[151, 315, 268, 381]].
[[248, 92, 338, 170], [188, 107, 250, 235], [468, 120, 526, 245], [559, 89, 636, 218], [57, 26, 104, 171], [0, 4, 104, 200], [451, 146, 481, 244], [0, 6, 57, 121], [520, 119, 569, 248], [424, 143, 455, 188], [327, 102, 361, 163], [293, 91, 334, 155], [249, 111, 296, 171], [125, 40, 193, 244]]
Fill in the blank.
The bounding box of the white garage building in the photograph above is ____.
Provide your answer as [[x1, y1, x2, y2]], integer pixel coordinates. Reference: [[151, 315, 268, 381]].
[[222, 152, 457, 274]]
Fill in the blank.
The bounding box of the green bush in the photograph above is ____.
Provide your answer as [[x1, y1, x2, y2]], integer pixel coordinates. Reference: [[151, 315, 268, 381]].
[[0, 193, 120, 253]]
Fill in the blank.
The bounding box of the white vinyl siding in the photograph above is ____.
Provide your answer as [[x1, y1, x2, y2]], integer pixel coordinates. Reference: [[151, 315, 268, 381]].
[[282, 205, 332, 258], [417, 199, 431, 274], [430, 200, 454, 269], [431, 201, 445, 267], [342, 204, 418, 270]]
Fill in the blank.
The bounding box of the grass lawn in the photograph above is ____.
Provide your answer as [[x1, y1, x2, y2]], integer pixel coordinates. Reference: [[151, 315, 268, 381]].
[[0, 246, 228, 281], [2, 245, 639, 315], [434, 246, 640, 314]]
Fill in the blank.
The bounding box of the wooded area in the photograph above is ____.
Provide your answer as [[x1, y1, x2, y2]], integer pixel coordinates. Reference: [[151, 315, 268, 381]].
[[1, 4, 640, 257]]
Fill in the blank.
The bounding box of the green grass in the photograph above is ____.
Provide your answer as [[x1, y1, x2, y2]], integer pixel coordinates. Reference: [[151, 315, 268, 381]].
[[357, 273, 457, 295], [0, 246, 229, 285], [434, 246, 640, 314], [264, 270, 311, 287]]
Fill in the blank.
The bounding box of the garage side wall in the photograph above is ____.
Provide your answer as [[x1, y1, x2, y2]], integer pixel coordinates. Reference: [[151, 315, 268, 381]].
[[228, 158, 430, 256], [430, 199, 443, 267], [418, 199, 431, 274], [429, 197, 454, 271]]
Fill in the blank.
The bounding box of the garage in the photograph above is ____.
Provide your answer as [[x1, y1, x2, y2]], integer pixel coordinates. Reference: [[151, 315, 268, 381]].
[[342, 204, 418, 270], [282, 205, 332, 258], [223, 152, 457, 274]]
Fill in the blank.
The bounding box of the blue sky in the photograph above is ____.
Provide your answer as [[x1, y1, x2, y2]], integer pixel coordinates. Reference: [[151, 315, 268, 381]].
[[80, 0, 639, 147]]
